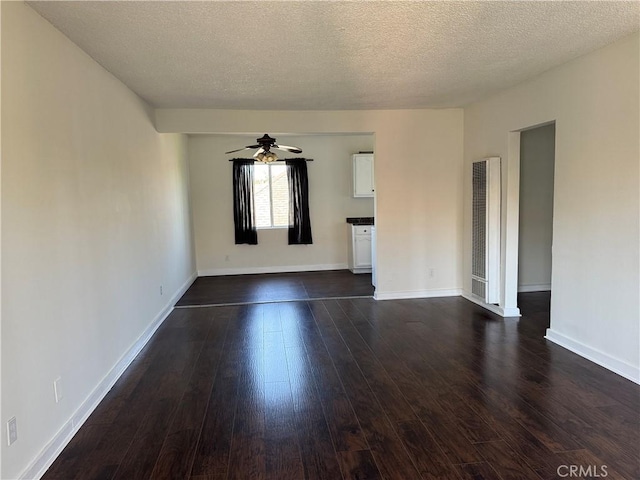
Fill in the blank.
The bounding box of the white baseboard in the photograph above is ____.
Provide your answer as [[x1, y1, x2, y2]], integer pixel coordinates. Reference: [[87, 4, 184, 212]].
[[545, 328, 640, 384], [374, 288, 462, 301], [198, 263, 348, 276], [461, 292, 522, 317], [20, 271, 197, 480], [349, 267, 372, 274], [518, 283, 551, 292]]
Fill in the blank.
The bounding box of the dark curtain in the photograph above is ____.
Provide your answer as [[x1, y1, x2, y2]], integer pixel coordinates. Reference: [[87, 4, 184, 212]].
[[286, 160, 313, 245], [232, 160, 258, 245]]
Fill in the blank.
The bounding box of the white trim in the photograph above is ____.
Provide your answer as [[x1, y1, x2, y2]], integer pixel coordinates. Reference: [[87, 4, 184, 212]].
[[198, 263, 348, 276], [503, 132, 522, 314], [518, 283, 551, 292], [374, 288, 462, 301], [350, 267, 372, 274], [485, 156, 502, 304], [545, 329, 640, 385], [461, 292, 522, 317], [20, 272, 197, 480]]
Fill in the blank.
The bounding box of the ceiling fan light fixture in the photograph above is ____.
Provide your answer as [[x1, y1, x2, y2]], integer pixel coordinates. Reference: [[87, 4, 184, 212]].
[[262, 151, 278, 163]]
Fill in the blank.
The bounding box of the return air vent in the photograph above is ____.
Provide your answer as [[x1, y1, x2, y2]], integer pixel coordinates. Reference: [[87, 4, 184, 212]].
[[471, 277, 486, 299], [472, 157, 501, 304]]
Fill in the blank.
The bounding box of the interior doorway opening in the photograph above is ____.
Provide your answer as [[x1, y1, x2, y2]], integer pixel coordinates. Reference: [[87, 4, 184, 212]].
[[518, 123, 556, 296], [500, 121, 556, 317]]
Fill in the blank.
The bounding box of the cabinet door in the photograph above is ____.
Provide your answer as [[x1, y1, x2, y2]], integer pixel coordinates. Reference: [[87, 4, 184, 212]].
[[353, 154, 374, 197], [354, 235, 372, 268]]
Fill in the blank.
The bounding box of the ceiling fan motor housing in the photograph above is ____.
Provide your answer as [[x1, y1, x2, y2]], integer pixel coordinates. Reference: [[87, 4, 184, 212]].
[[224, 134, 302, 156], [257, 134, 275, 151]]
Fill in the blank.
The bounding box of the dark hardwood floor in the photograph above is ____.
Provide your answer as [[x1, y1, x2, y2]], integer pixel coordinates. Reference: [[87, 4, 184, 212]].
[[176, 270, 374, 306], [43, 292, 639, 479]]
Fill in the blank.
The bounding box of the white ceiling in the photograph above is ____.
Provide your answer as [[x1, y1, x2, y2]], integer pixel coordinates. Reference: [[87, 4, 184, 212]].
[[28, 1, 639, 110]]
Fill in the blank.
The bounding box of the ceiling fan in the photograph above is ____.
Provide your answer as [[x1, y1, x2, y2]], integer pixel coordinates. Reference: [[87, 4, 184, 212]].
[[225, 134, 302, 162]]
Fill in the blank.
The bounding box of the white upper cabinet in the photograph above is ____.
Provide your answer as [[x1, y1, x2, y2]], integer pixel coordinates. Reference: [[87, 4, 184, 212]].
[[353, 153, 374, 197]]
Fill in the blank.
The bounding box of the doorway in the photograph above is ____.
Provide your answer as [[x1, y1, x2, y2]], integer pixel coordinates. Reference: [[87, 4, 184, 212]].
[[518, 123, 556, 296]]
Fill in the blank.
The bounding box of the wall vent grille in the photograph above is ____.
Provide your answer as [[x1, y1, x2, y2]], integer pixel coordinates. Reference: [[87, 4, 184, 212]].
[[472, 161, 487, 280], [471, 157, 501, 304], [471, 278, 486, 299]]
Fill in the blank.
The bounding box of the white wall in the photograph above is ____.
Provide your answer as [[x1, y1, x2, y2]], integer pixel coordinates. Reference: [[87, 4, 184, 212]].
[[189, 134, 374, 275], [157, 109, 465, 299], [1, 3, 196, 478], [0, 2, 3, 477], [518, 123, 555, 291], [464, 33, 639, 381]]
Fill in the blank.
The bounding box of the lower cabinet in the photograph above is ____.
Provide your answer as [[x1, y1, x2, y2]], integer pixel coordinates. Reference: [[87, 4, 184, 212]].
[[348, 225, 372, 274]]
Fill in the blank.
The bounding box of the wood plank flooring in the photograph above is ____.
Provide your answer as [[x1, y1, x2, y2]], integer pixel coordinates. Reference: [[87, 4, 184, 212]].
[[175, 271, 374, 307], [43, 292, 639, 479]]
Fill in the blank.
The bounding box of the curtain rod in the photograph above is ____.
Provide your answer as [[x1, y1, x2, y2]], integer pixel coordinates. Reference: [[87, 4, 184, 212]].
[[228, 158, 313, 162]]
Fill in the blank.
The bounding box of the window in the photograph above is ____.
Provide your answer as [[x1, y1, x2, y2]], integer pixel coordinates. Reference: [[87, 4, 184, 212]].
[[253, 163, 289, 228]]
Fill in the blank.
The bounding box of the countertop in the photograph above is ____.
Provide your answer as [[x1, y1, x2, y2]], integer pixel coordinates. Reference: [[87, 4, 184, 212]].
[[346, 217, 374, 225]]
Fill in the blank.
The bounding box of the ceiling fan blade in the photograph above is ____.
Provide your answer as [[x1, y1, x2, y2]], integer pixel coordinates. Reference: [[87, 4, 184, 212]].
[[273, 144, 303, 154], [225, 144, 261, 154], [253, 147, 266, 158], [225, 147, 250, 154]]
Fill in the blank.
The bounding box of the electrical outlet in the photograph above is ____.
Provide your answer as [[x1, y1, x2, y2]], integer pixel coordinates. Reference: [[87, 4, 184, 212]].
[[54, 377, 64, 403], [7, 417, 17, 446], [224, 255, 230, 262], [429, 268, 435, 278], [160, 285, 163, 296]]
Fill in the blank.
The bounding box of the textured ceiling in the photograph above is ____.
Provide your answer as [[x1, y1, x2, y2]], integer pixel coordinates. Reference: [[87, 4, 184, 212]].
[[28, 1, 639, 110]]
